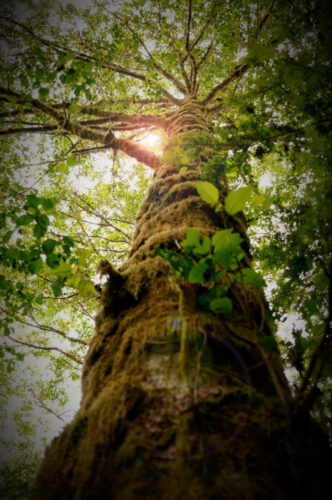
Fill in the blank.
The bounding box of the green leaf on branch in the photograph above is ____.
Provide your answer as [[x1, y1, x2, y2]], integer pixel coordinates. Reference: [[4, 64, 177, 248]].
[[78, 279, 96, 298], [16, 214, 35, 226], [28, 258, 43, 274], [235, 268, 265, 287], [26, 194, 40, 208], [224, 185, 253, 215], [33, 224, 45, 239], [195, 181, 219, 205], [36, 214, 50, 230], [46, 253, 61, 269], [42, 239, 58, 255], [40, 198, 56, 211]]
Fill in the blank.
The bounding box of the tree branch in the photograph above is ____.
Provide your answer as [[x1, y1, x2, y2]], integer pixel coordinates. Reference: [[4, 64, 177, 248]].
[[6, 335, 83, 365], [0, 85, 162, 168], [202, 63, 250, 103]]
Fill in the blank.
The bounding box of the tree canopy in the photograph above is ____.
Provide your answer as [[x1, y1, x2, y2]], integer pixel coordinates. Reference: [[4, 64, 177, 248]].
[[0, 0, 331, 496]]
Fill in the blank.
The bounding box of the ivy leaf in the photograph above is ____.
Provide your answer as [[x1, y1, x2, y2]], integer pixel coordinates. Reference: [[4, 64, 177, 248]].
[[181, 228, 201, 248], [188, 260, 209, 283], [224, 186, 253, 215], [195, 181, 219, 205], [235, 268, 265, 287], [212, 229, 243, 253], [195, 235, 211, 255], [209, 297, 233, 314]]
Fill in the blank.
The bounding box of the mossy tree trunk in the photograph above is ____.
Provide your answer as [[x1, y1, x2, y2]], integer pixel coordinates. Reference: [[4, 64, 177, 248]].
[[31, 101, 330, 500]]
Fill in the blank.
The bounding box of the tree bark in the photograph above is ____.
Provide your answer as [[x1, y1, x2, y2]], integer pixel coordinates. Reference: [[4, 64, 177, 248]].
[[31, 108, 331, 499]]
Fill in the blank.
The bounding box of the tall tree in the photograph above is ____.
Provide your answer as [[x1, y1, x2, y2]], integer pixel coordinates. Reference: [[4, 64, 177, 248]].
[[0, 0, 331, 498]]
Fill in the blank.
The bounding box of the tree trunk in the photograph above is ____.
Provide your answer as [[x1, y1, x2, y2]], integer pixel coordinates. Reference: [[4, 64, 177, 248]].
[[31, 107, 330, 499]]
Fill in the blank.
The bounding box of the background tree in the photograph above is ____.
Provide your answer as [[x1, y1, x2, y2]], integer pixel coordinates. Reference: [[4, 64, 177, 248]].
[[0, 0, 331, 498]]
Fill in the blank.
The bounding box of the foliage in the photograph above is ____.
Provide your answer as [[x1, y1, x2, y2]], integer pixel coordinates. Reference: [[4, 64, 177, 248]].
[[0, 0, 331, 493]]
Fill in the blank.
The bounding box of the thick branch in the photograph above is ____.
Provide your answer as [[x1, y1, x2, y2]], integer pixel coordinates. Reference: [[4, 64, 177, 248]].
[[0, 85, 162, 168]]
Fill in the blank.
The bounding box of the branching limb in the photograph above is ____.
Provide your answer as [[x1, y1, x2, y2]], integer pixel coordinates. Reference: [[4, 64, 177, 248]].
[[184, 0, 192, 54], [189, 0, 217, 53], [202, 0, 276, 104], [0, 305, 87, 346], [6, 334, 83, 365], [95, 5, 187, 96], [202, 63, 250, 103], [30, 389, 66, 422], [0, 85, 161, 168]]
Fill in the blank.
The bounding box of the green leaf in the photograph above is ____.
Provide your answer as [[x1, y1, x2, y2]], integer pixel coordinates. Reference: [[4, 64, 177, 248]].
[[36, 214, 50, 230], [33, 224, 45, 239], [212, 229, 243, 253], [26, 194, 39, 208], [28, 258, 43, 274], [16, 214, 34, 226], [78, 278, 96, 297], [235, 268, 265, 287], [188, 260, 209, 283], [53, 261, 72, 279], [38, 87, 49, 100], [51, 282, 62, 297], [209, 297, 233, 314], [67, 156, 79, 166], [40, 198, 55, 210], [195, 181, 219, 205], [224, 186, 253, 215], [42, 239, 58, 255], [46, 253, 60, 269], [181, 228, 201, 248], [62, 236, 74, 247], [195, 235, 211, 255]]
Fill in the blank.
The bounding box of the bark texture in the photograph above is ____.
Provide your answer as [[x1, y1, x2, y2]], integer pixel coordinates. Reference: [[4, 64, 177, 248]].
[[31, 106, 331, 499]]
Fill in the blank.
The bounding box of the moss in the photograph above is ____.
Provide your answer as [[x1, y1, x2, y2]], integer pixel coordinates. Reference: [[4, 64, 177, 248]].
[[32, 152, 332, 499]]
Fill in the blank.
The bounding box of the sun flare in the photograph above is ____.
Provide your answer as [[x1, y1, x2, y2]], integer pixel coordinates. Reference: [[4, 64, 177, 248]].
[[139, 131, 165, 153]]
